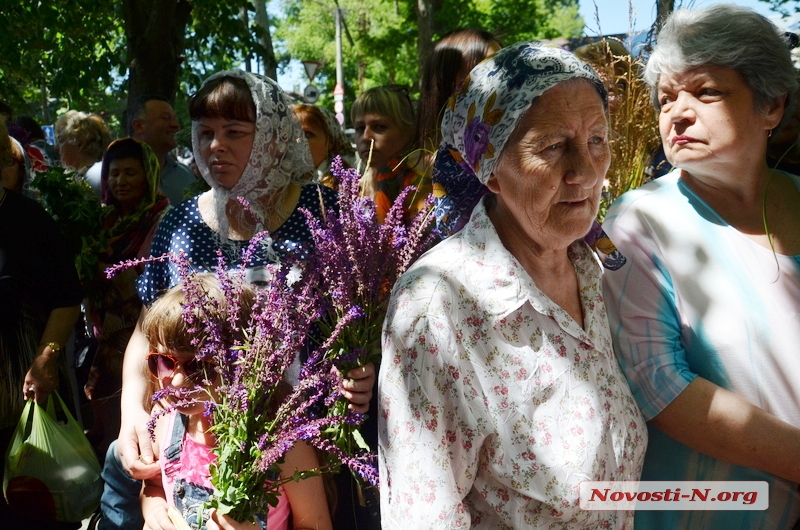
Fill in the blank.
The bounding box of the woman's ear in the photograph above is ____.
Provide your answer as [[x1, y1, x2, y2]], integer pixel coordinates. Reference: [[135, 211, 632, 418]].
[[486, 172, 501, 194], [766, 93, 788, 130]]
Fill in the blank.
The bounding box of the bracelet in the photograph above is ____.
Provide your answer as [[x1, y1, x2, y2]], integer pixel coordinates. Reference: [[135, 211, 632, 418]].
[[44, 341, 62, 353]]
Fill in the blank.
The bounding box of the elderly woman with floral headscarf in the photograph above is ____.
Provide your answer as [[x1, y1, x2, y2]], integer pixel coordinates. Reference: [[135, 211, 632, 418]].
[[83, 138, 170, 458], [100, 71, 373, 530], [378, 42, 646, 529]]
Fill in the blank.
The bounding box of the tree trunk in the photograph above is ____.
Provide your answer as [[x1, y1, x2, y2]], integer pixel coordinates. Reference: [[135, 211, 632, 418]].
[[253, 0, 278, 81], [414, 0, 443, 91], [123, 0, 192, 123], [241, 7, 251, 73]]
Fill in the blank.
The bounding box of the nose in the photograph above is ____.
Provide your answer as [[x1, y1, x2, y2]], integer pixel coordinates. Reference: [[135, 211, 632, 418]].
[[360, 126, 375, 144], [669, 92, 696, 125], [168, 364, 189, 387], [169, 115, 179, 131], [564, 144, 605, 189], [209, 134, 225, 153]]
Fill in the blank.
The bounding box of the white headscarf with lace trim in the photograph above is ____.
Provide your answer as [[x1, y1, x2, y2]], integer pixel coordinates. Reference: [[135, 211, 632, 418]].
[[191, 70, 315, 242]]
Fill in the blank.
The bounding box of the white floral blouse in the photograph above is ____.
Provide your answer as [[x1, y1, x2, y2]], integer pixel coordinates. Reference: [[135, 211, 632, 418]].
[[378, 198, 646, 529]]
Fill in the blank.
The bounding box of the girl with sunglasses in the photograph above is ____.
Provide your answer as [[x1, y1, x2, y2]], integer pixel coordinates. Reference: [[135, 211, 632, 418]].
[[140, 274, 331, 530]]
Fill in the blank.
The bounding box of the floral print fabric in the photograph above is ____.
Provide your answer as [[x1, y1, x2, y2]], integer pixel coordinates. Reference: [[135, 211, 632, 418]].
[[432, 41, 606, 237], [379, 198, 646, 529]]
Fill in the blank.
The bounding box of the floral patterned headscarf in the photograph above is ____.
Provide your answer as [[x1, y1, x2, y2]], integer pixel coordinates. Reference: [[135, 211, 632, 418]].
[[191, 70, 315, 241], [433, 41, 607, 236]]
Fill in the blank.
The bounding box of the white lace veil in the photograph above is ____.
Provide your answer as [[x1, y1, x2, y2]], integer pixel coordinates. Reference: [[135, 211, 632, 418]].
[[191, 70, 315, 244]]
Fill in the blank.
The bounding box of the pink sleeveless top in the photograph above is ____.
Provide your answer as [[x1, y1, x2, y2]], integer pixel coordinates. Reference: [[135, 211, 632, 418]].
[[159, 410, 291, 529]]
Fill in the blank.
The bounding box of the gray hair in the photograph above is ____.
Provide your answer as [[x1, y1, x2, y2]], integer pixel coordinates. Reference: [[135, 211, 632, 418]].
[[645, 5, 797, 118], [55, 110, 112, 162]]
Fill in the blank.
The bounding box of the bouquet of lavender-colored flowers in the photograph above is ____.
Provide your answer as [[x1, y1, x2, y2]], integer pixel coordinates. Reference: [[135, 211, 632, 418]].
[[111, 156, 434, 524], [301, 156, 435, 469], [116, 246, 376, 525]]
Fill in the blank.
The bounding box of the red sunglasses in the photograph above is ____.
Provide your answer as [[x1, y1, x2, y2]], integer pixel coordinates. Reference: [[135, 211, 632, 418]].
[[146, 352, 216, 381]]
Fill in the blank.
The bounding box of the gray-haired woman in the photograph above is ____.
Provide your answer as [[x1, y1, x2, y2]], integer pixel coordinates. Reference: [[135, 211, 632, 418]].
[[602, 5, 800, 528], [379, 42, 646, 529]]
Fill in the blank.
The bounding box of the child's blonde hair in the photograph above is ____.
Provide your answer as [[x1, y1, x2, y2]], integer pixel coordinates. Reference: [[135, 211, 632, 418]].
[[141, 273, 255, 409]]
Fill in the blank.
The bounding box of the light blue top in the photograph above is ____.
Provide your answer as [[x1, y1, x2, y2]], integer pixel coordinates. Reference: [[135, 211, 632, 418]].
[[602, 170, 800, 529]]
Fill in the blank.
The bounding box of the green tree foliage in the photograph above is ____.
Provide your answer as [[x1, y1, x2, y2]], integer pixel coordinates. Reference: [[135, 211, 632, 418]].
[[1, 0, 582, 135], [277, 0, 584, 104], [0, 1, 123, 120], [0, 0, 273, 133]]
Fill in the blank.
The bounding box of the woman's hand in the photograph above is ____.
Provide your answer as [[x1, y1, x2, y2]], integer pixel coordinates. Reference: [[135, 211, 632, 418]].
[[22, 343, 59, 405], [22, 305, 80, 405], [119, 306, 160, 479], [340, 362, 376, 414], [118, 408, 161, 480], [206, 510, 259, 530]]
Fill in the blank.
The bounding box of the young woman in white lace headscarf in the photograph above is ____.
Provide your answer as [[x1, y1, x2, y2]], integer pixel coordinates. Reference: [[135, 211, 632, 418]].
[[97, 71, 375, 530]]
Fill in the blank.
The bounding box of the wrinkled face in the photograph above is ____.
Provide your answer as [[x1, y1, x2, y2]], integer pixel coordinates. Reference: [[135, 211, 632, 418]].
[[487, 81, 610, 248], [657, 65, 782, 177], [108, 157, 148, 212], [135, 100, 180, 155], [299, 114, 329, 168], [353, 113, 412, 171], [197, 117, 256, 189]]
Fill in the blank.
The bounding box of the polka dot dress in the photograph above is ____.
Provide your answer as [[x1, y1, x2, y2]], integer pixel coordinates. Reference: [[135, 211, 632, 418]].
[[137, 184, 338, 306]]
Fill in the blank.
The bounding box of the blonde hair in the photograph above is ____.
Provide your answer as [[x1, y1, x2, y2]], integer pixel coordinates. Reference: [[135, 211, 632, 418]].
[[141, 273, 256, 409], [55, 110, 112, 162], [142, 273, 255, 353], [351, 85, 416, 157]]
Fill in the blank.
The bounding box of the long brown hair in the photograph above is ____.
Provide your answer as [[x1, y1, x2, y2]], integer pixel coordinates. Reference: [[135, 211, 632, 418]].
[[416, 28, 501, 156]]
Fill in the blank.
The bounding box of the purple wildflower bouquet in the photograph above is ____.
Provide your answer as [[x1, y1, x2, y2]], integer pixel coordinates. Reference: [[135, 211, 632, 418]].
[[109, 156, 434, 523], [302, 156, 435, 467]]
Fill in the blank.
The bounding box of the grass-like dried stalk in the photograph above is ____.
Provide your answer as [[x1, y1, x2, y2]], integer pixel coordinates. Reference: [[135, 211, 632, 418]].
[[582, 41, 662, 221]]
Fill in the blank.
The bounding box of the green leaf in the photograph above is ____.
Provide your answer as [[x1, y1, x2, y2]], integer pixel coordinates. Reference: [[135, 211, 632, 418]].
[[352, 428, 371, 451]]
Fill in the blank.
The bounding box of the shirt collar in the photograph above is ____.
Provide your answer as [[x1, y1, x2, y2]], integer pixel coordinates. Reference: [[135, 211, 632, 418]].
[[460, 196, 602, 345]]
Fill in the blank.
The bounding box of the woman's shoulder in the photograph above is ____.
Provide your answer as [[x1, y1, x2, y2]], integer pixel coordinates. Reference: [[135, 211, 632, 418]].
[[390, 237, 471, 310], [605, 171, 682, 226], [152, 196, 208, 244], [297, 183, 338, 211], [158, 195, 201, 227]]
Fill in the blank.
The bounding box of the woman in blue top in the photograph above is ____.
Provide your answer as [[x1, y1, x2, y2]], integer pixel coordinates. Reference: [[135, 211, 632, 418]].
[[99, 71, 375, 530], [602, 6, 800, 528]]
